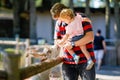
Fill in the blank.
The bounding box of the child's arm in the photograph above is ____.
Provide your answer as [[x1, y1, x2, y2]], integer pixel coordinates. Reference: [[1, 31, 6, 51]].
[[58, 34, 69, 47]]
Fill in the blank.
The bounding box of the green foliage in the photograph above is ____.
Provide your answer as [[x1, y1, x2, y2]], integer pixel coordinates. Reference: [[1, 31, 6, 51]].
[[35, 0, 42, 7]]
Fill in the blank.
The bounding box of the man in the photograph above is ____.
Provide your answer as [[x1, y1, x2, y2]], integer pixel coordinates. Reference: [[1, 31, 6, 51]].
[[50, 3, 96, 80], [94, 29, 106, 70]]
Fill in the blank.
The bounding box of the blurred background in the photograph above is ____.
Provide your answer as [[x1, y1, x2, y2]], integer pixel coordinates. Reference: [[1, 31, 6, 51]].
[[0, 0, 120, 67], [0, 0, 120, 80]]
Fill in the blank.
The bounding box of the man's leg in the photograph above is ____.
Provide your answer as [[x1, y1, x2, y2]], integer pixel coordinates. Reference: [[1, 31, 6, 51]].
[[99, 50, 104, 69], [62, 63, 79, 80], [83, 65, 95, 80]]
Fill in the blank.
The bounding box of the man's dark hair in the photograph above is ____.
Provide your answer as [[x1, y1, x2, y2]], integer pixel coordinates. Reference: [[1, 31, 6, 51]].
[[50, 3, 68, 18], [97, 29, 101, 34]]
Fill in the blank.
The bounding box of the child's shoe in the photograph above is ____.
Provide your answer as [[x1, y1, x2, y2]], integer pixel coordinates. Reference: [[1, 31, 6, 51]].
[[86, 59, 94, 70], [73, 55, 80, 64]]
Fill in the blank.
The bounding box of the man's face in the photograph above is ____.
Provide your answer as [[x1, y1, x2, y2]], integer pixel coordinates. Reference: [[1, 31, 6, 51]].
[[51, 13, 59, 20], [52, 16, 58, 20]]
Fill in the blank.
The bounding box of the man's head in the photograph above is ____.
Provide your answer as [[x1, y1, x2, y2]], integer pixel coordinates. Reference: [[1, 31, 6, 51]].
[[96, 29, 101, 36], [50, 3, 68, 20], [97, 29, 101, 34]]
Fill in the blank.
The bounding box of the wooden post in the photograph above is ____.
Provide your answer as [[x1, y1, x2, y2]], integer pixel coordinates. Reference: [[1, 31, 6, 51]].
[[3, 52, 21, 80], [25, 39, 30, 48], [25, 39, 32, 67], [15, 35, 19, 54]]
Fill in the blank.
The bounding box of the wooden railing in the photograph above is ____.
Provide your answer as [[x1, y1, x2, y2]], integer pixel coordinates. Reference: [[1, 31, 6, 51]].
[[0, 39, 62, 80], [0, 52, 62, 80]]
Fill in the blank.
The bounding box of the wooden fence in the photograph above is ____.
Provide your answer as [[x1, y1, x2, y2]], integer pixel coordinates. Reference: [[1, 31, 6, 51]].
[[0, 38, 62, 80], [0, 52, 62, 80], [0, 37, 30, 51]]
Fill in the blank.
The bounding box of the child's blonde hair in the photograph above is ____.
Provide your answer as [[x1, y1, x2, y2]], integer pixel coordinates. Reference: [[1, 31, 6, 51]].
[[60, 9, 75, 19]]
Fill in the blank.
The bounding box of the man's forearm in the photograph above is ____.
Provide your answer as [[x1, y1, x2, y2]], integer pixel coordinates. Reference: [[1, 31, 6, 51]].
[[102, 41, 106, 52], [75, 31, 94, 46]]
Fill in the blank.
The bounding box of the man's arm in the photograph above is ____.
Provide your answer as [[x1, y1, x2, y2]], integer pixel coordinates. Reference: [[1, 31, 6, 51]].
[[102, 40, 106, 53], [75, 31, 94, 46], [65, 31, 94, 50]]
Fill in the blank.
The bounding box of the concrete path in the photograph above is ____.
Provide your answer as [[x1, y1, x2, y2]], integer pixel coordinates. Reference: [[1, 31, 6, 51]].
[[96, 65, 120, 80]]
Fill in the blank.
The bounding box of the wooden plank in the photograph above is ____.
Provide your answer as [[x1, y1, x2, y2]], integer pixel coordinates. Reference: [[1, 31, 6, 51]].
[[0, 40, 25, 45], [20, 57, 62, 79]]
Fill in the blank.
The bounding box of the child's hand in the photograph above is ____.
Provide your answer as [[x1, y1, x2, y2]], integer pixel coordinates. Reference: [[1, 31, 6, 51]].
[[57, 41, 64, 47], [63, 42, 73, 50]]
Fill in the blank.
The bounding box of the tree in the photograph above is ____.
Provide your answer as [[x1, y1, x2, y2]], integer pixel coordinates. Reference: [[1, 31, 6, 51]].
[[69, 0, 73, 10], [105, 0, 111, 39], [114, 0, 120, 39], [29, 0, 37, 39], [114, 0, 120, 66], [13, 0, 26, 37], [12, 0, 31, 38], [85, 0, 90, 18]]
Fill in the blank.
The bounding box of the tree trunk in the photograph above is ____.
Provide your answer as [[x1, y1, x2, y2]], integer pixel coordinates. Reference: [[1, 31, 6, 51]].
[[85, 0, 90, 18], [13, 0, 20, 37], [69, 0, 73, 10], [114, 0, 120, 39], [13, 0, 27, 37], [29, 0, 37, 39], [114, 0, 120, 66], [105, 0, 111, 39]]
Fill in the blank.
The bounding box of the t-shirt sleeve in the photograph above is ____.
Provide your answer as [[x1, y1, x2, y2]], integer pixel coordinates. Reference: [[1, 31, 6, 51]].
[[54, 20, 60, 39], [101, 36, 104, 41], [82, 21, 93, 34]]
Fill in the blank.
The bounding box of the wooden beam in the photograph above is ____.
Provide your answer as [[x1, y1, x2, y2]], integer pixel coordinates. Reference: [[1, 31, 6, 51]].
[[20, 57, 62, 79], [0, 40, 25, 45]]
